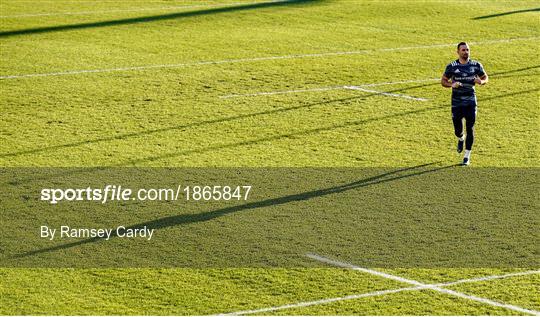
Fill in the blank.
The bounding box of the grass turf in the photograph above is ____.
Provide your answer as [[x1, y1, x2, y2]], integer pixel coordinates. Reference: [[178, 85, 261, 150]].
[[0, 0, 539, 314]]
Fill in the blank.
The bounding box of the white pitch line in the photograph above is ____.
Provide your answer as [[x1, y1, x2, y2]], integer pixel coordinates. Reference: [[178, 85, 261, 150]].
[[220, 86, 344, 98], [221, 84, 428, 101], [1, 37, 538, 80], [360, 78, 439, 87], [440, 270, 540, 287], [220, 78, 439, 99], [344, 85, 428, 101], [218, 285, 428, 316], [306, 254, 540, 316], [0, 1, 285, 18], [219, 268, 540, 316]]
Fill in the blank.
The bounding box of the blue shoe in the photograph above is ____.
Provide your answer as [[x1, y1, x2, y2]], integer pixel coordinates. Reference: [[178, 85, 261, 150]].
[[462, 157, 470, 166], [457, 139, 464, 153]]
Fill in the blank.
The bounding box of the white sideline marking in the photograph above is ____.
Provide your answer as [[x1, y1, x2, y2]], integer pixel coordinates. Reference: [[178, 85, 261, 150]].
[[219, 268, 540, 316], [221, 80, 433, 100], [344, 85, 428, 101], [1, 37, 538, 80], [306, 254, 540, 316], [0, 1, 284, 18]]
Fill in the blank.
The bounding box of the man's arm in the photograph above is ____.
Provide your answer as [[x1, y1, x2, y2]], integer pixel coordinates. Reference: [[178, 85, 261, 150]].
[[474, 62, 488, 85], [441, 75, 462, 88], [474, 73, 488, 85]]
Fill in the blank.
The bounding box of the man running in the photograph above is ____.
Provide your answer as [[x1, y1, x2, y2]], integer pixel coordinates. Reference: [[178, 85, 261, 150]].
[[441, 42, 488, 165]]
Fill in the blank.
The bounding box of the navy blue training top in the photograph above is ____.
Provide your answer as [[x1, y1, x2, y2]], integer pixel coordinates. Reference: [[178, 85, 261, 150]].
[[443, 59, 486, 107]]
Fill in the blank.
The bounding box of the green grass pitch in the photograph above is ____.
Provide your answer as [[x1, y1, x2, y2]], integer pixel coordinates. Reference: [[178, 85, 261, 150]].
[[0, 0, 539, 315]]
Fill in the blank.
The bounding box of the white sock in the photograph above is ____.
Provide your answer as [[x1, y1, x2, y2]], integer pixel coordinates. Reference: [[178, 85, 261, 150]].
[[458, 135, 464, 141], [464, 150, 471, 159]]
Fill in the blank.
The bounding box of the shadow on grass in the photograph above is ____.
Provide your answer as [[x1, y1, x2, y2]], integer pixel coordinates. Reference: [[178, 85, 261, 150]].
[[2, 66, 537, 160], [3, 84, 536, 188], [14, 162, 459, 258], [472, 8, 540, 20], [1, 83, 445, 185], [0, 0, 321, 38], [490, 65, 540, 76], [0, 82, 434, 160], [2, 84, 536, 185]]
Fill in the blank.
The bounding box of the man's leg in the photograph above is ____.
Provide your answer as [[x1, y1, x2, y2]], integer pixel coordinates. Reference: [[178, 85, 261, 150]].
[[452, 107, 465, 153], [464, 106, 476, 150], [463, 106, 477, 165]]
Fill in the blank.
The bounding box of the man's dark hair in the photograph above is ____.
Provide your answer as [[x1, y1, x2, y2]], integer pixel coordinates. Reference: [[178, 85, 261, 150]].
[[457, 42, 468, 50]]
